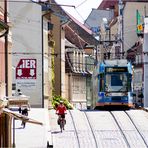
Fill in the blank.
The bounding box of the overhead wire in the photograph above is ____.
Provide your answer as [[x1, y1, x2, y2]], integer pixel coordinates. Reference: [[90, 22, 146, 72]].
[[7, 0, 138, 34], [3, 1, 142, 57], [8, 17, 137, 37], [0, 0, 75, 8], [73, 8, 86, 23], [0, 1, 140, 75], [68, 0, 93, 28], [0, 49, 139, 56], [75, 0, 88, 8], [0, 0, 33, 3], [9, 16, 41, 24]]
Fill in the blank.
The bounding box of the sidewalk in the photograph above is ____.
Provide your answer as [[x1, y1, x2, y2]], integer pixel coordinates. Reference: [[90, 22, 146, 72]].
[[14, 108, 53, 148]]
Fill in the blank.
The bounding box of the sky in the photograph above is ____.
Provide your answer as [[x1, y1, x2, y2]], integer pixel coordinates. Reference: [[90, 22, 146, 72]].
[[55, 0, 103, 24]]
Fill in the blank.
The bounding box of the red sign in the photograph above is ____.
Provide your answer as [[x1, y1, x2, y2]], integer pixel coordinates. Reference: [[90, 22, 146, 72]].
[[16, 59, 37, 79]]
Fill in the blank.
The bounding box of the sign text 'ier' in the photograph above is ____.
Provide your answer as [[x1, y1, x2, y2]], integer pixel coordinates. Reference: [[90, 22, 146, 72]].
[[16, 59, 37, 79]]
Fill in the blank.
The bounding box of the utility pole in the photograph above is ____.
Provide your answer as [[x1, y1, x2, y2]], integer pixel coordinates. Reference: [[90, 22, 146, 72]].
[[118, 0, 124, 58], [143, 17, 148, 107]]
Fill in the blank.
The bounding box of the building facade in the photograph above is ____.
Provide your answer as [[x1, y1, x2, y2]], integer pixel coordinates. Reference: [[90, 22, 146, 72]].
[[9, 1, 52, 107]]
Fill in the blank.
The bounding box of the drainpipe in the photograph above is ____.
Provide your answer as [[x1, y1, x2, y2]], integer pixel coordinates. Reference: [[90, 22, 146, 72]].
[[41, 14, 44, 108], [4, 0, 8, 96], [3, 1, 9, 147]]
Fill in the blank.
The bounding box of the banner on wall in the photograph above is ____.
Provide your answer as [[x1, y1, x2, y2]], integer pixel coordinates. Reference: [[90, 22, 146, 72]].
[[16, 59, 37, 79]]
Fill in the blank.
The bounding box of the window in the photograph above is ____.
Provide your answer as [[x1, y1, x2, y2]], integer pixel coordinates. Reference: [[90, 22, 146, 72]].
[[99, 73, 104, 92]]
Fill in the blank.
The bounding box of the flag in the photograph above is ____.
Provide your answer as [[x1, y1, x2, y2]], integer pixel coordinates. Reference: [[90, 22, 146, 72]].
[[136, 10, 143, 34]]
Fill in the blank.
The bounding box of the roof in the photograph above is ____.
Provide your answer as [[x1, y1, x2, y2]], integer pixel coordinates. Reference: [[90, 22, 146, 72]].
[[98, 0, 117, 9], [104, 59, 128, 66], [51, 0, 92, 34], [85, 8, 114, 28], [98, 0, 148, 9], [65, 39, 76, 48], [65, 11, 92, 35], [51, 0, 98, 48], [65, 25, 86, 48]]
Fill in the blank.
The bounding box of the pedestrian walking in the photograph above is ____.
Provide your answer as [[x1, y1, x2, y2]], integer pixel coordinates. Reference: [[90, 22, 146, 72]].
[[15, 89, 23, 112], [21, 107, 28, 128], [18, 105, 22, 113]]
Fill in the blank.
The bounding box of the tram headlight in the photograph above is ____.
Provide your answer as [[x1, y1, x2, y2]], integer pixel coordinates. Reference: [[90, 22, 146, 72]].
[[122, 92, 128, 96], [121, 96, 128, 101]]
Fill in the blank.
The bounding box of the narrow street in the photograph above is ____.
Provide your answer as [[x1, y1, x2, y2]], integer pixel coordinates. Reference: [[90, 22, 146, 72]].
[[49, 109, 148, 148], [11, 108, 148, 148], [0, 0, 148, 147]]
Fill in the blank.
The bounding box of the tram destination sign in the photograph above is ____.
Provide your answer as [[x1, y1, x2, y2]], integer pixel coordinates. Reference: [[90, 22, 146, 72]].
[[105, 67, 128, 73]]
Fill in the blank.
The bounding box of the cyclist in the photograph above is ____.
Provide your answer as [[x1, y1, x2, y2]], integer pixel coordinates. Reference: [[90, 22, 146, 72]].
[[56, 100, 67, 128]]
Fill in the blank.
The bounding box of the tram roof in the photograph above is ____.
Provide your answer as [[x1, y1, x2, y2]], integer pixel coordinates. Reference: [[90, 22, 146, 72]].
[[103, 59, 128, 66]]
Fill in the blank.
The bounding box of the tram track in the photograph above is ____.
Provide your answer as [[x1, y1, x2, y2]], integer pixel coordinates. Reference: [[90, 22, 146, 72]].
[[69, 110, 99, 148], [125, 111, 148, 147], [84, 111, 98, 148], [50, 109, 148, 147], [110, 111, 130, 148], [69, 109, 148, 148], [110, 110, 148, 148], [69, 110, 81, 148]]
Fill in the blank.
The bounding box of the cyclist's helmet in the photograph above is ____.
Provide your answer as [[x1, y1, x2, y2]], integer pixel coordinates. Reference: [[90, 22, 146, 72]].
[[60, 100, 63, 104]]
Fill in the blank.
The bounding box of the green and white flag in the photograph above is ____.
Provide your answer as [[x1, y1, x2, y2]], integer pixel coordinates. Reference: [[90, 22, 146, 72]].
[[136, 10, 143, 34]]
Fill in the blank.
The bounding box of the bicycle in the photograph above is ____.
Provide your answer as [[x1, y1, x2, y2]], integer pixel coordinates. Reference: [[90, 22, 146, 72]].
[[57, 114, 66, 132]]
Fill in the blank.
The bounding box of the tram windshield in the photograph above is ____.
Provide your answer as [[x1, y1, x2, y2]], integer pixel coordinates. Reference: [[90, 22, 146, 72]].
[[105, 73, 128, 92]]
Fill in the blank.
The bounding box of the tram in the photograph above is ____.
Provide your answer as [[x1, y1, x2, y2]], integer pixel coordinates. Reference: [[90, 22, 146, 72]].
[[92, 59, 134, 109]]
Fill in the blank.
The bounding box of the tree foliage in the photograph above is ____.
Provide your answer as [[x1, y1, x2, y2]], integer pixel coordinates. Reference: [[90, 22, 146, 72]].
[[51, 95, 73, 110]]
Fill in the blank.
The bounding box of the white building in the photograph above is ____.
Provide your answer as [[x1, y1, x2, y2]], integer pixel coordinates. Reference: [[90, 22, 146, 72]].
[[8, 0, 50, 107]]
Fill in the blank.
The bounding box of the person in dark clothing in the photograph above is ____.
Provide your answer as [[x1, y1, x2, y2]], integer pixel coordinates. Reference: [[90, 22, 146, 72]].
[[17, 89, 22, 113], [22, 108, 28, 116], [21, 107, 28, 128], [18, 105, 22, 113]]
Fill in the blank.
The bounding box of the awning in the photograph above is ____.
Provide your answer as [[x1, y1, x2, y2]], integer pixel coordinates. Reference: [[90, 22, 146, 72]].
[[3, 108, 43, 126]]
